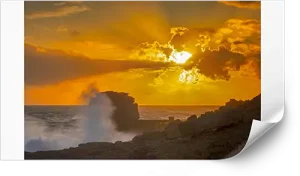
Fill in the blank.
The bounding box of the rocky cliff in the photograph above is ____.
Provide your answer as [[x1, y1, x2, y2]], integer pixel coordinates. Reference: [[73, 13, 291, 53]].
[[25, 94, 261, 159], [90, 91, 140, 132]]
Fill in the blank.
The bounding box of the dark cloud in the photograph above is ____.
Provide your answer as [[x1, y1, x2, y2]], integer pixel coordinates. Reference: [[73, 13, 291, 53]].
[[232, 40, 244, 45], [56, 26, 80, 37], [25, 43, 171, 85], [219, 1, 261, 9], [69, 29, 80, 36], [253, 58, 261, 79], [184, 46, 248, 80]]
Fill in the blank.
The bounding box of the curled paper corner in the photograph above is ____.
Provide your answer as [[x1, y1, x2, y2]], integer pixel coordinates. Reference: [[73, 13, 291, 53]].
[[245, 106, 284, 147], [242, 121, 275, 151], [223, 121, 275, 160], [228, 107, 284, 159]]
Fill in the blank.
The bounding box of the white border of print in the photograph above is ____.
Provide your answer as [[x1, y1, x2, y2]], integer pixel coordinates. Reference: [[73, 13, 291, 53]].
[[0, 0, 284, 161], [240, 0, 285, 153], [1, 1, 24, 160]]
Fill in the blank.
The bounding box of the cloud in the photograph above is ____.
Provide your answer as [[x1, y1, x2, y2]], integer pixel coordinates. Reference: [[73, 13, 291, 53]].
[[130, 41, 173, 62], [56, 26, 81, 36], [219, 1, 261, 9], [225, 19, 260, 34], [25, 36, 34, 42], [129, 27, 216, 62], [239, 57, 261, 78], [169, 27, 215, 52], [174, 19, 261, 80], [25, 43, 172, 85], [26, 5, 90, 19], [185, 47, 248, 80], [65, 0, 85, 3], [56, 26, 69, 32], [219, 19, 261, 56], [54, 2, 67, 6], [70, 30, 80, 36], [168, 19, 261, 56], [54, 1, 83, 7], [128, 18, 260, 81], [26, 17, 260, 85]]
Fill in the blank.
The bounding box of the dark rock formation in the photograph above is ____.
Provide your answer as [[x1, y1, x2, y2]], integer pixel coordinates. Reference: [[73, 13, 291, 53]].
[[178, 95, 260, 136], [90, 91, 140, 131], [225, 99, 244, 107], [132, 131, 166, 143], [168, 116, 175, 121], [165, 120, 182, 139], [187, 114, 197, 121]]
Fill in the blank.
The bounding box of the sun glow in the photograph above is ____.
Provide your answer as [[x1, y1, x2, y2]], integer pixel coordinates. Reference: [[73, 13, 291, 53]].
[[169, 50, 192, 64], [178, 68, 201, 84]]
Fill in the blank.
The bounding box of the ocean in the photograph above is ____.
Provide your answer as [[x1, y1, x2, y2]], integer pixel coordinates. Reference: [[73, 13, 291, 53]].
[[24, 105, 219, 152], [25, 105, 219, 119], [138, 105, 219, 120]]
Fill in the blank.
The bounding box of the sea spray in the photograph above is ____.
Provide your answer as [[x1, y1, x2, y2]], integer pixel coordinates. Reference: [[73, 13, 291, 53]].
[[25, 91, 137, 152], [81, 92, 136, 143], [25, 116, 82, 152]]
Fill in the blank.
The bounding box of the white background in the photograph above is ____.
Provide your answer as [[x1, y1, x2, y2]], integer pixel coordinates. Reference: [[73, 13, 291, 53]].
[[0, 1, 285, 156]]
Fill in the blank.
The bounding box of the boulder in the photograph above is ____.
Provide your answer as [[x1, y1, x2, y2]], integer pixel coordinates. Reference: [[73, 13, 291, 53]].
[[132, 131, 164, 143], [225, 99, 243, 108], [178, 119, 198, 136], [168, 116, 175, 121], [187, 114, 197, 121], [165, 120, 182, 139], [90, 91, 140, 131]]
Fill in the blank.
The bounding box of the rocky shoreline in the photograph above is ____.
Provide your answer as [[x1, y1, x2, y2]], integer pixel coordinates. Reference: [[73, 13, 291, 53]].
[[25, 94, 260, 159]]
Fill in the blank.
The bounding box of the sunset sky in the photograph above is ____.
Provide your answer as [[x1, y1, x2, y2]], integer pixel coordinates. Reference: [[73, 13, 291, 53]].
[[25, 1, 261, 105]]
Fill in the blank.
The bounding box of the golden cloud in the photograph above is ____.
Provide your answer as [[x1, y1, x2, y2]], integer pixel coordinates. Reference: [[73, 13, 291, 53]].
[[219, 1, 261, 9], [56, 26, 69, 32], [26, 5, 90, 19], [132, 18, 261, 81], [130, 41, 173, 62], [54, 2, 67, 6]]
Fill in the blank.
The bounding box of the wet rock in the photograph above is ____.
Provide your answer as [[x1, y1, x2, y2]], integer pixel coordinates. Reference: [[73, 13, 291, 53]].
[[114, 141, 123, 145], [129, 146, 150, 159], [165, 120, 182, 139], [187, 114, 197, 121], [90, 91, 140, 132], [25, 94, 261, 160], [168, 116, 175, 121], [132, 131, 165, 143], [178, 119, 198, 136]]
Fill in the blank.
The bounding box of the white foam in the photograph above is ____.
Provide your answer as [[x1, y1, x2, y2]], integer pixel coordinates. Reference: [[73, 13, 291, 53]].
[[25, 93, 136, 152]]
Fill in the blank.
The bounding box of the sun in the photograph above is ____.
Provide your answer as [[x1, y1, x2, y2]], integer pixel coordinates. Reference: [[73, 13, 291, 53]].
[[169, 50, 192, 64]]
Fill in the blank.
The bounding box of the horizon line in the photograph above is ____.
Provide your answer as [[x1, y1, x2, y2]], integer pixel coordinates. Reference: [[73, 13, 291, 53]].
[[24, 104, 222, 107]]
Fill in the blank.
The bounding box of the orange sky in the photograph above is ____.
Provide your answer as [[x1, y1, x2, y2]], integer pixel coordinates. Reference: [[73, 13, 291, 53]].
[[25, 1, 261, 105]]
